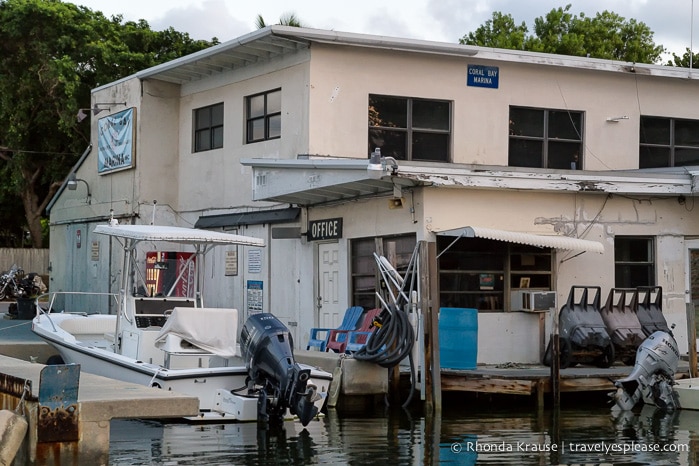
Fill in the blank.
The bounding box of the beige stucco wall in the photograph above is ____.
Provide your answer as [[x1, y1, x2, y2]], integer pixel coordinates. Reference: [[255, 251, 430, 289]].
[[306, 43, 699, 171], [419, 186, 696, 362], [175, 51, 311, 215]]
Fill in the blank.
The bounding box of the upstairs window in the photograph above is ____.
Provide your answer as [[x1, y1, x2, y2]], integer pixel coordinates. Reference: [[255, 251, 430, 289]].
[[509, 106, 583, 169], [368, 94, 451, 162], [193, 103, 223, 152], [640, 116, 699, 167], [246, 89, 281, 143]]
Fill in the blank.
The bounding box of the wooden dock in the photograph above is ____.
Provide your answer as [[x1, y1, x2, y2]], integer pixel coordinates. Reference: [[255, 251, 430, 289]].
[[440, 363, 691, 408]]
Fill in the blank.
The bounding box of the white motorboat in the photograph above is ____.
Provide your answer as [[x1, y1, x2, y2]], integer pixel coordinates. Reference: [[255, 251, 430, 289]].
[[31, 222, 331, 425]]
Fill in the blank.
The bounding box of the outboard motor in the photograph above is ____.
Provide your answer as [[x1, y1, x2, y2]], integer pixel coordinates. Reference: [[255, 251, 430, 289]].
[[240, 313, 320, 427], [612, 327, 679, 411]]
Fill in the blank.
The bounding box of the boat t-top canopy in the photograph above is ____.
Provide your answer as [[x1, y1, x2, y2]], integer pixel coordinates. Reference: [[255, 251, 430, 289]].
[[93, 224, 265, 247]]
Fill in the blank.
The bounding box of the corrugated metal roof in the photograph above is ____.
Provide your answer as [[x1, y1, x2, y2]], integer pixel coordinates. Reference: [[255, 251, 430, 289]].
[[435, 226, 604, 253]]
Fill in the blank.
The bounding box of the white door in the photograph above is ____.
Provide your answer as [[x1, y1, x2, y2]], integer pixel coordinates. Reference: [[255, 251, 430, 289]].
[[317, 242, 342, 328]]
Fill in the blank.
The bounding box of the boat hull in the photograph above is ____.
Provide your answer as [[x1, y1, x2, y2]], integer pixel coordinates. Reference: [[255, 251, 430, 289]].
[[673, 378, 699, 410], [32, 313, 332, 422]]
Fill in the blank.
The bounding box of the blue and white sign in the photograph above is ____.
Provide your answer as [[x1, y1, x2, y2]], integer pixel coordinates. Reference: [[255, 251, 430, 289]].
[[97, 107, 135, 173], [467, 65, 499, 89]]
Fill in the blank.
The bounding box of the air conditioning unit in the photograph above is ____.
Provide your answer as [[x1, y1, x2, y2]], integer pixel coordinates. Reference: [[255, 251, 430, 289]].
[[510, 290, 557, 311]]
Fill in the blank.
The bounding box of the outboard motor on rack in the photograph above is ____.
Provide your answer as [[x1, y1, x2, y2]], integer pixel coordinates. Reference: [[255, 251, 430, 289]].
[[611, 325, 679, 411], [240, 313, 320, 427]]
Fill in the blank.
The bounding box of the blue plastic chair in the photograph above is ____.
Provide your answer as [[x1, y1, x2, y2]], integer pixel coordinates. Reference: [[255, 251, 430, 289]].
[[306, 306, 364, 351]]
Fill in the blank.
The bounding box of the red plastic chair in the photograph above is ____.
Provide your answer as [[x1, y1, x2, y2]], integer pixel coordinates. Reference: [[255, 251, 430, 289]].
[[326, 308, 381, 353]]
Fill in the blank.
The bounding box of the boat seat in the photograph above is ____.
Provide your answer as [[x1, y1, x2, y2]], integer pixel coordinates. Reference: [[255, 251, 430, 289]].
[[58, 316, 115, 336]]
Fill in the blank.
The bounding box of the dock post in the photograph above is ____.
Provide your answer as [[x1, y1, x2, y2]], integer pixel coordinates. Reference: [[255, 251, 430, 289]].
[[551, 306, 560, 410], [420, 241, 441, 414], [687, 303, 698, 378]]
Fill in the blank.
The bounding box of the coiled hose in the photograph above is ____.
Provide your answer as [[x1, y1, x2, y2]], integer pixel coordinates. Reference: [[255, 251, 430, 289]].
[[353, 305, 416, 407]]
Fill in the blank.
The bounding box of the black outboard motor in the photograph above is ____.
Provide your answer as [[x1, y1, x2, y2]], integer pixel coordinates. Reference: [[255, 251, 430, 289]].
[[240, 313, 319, 427]]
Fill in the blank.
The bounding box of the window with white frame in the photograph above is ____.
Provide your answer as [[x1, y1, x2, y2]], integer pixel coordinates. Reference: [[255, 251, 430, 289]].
[[368, 94, 451, 162], [193, 103, 223, 152], [640, 116, 699, 167], [509, 106, 583, 169], [246, 89, 281, 144]]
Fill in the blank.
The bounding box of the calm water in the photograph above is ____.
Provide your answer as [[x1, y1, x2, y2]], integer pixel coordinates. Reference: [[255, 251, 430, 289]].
[[109, 400, 699, 465]]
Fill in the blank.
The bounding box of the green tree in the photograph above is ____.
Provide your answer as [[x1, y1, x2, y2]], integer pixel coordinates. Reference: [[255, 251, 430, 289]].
[[0, 0, 216, 247], [459, 11, 528, 50], [255, 12, 305, 29], [460, 4, 664, 64], [667, 48, 699, 67]]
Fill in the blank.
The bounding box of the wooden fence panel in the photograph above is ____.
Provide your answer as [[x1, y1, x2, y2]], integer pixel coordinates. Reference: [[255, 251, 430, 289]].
[[0, 249, 50, 275]]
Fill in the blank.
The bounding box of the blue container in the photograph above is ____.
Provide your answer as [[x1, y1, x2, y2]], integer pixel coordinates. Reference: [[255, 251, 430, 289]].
[[439, 307, 478, 370]]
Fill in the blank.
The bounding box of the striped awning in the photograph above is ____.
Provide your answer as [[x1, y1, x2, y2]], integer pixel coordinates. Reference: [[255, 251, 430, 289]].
[[434, 226, 604, 253]]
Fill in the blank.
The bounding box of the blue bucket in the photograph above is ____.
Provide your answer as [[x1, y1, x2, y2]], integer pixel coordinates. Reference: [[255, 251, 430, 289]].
[[439, 308, 478, 370]]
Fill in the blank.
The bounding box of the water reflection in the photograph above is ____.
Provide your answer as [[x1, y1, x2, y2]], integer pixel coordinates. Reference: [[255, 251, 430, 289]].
[[110, 404, 699, 465]]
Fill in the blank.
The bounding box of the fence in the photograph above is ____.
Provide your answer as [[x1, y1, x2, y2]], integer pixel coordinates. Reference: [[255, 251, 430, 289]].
[[0, 248, 49, 275]]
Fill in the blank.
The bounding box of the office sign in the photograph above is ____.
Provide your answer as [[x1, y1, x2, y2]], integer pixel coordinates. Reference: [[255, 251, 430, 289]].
[[467, 64, 499, 89], [307, 218, 343, 241]]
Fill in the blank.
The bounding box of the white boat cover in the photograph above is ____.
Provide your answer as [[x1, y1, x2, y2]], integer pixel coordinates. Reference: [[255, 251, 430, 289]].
[[154, 307, 239, 357], [93, 224, 265, 247]]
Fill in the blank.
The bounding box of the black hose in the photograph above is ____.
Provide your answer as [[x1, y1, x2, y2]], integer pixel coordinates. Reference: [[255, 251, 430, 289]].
[[353, 305, 416, 407]]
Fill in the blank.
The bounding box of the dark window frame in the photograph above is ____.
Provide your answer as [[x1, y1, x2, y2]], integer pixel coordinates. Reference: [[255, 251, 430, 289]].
[[614, 236, 656, 288], [639, 115, 699, 168], [193, 103, 224, 152], [368, 94, 452, 162], [350, 234, 417, 310], [246, 88, 282, 144], [437, 237, 554, 312], [508, 106, 584, 169]]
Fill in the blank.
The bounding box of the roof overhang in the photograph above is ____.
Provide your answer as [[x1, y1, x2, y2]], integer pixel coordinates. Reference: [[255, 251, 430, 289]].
[[435, 226, 604, 253], [113, 25, 698, 88], [195, 208, 300, 229], [241, 157, 699, 207], [240, 157, 422, 206]]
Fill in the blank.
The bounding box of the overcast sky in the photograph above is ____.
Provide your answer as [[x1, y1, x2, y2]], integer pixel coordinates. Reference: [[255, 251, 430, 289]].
[[74, 0, 696, 61]]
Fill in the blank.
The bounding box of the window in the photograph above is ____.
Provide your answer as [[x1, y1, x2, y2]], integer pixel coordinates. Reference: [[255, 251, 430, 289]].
[[193, 103, 223, 152], [368, 94, 451, 162], [351, 234, 417, 309], [640, 116, 699, 167], [614, 236, 655, 287], [509, 106, 583, 169], [246, 89, 281, 143], [438, 237, 553, 311]]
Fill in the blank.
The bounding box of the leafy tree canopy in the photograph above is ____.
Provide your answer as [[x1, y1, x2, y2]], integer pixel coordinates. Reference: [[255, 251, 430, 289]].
[[0, 0, 217, 247], [460, 4, 665, 64], [255, 12, 306, 29]]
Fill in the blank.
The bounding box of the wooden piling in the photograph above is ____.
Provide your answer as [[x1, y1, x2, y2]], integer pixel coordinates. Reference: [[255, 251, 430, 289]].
[[687, 303, 698, 378], [551, 307, 560, 410]]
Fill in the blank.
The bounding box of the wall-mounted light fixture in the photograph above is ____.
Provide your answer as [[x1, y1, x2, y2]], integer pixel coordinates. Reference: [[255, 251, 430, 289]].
[[76, 102, 127, 122], [67, 172, 91, 203], [367, 147, 399, 179], [606, 116, 629, 123]]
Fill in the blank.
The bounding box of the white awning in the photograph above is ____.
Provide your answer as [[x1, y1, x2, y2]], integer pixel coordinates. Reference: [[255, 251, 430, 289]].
[[435, 226, 604, 253]]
